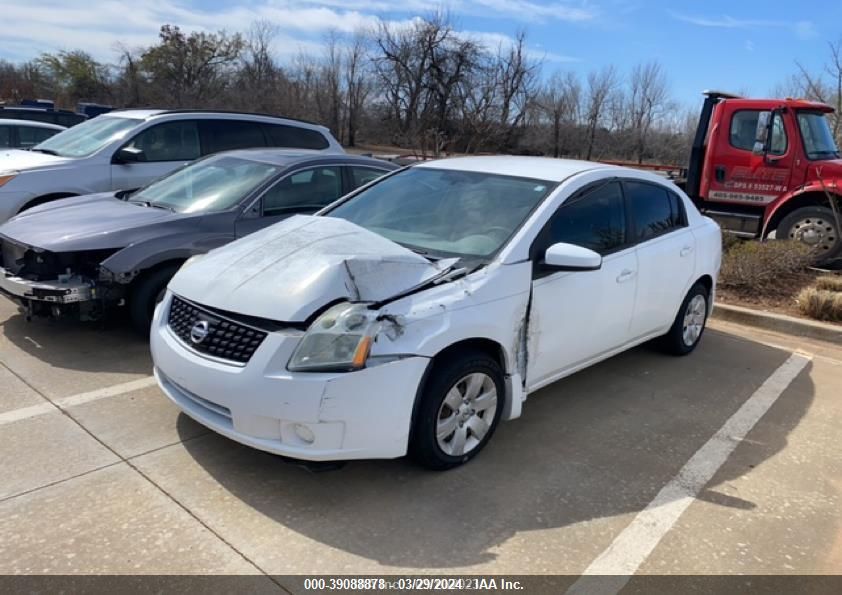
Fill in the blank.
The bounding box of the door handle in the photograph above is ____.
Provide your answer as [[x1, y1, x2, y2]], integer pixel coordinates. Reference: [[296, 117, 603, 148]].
[[680, 245, 694, 257], [616, 269, 636, 283]]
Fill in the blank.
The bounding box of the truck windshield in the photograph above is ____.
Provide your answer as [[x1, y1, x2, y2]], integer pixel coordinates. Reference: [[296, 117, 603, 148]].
[[31, 116, 138, 158], [797, 111, 840, 160], [130, 155, 281, 213]]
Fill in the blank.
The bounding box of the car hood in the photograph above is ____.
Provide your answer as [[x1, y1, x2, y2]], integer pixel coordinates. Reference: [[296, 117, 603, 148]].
[[0, 149, 72, 172], [0, 193, 181, 252], [168, 215, 453, 322]]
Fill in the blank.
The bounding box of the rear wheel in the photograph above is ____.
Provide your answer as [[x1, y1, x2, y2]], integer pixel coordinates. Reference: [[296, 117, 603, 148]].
[[409, 352, 505, 470], [659, 283, 709, 356], [128, 265, 180, 336], [777, 206, 842, 262]]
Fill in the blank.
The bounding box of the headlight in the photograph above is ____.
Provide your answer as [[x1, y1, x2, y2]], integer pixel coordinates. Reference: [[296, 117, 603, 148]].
[[0, 171, 19, 188], [288, 302, 379, 372]]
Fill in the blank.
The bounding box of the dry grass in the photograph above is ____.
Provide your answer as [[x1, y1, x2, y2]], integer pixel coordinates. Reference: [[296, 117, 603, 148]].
[[797, 287, 842, 322], [718, 240, 814, 294], [815, 275, 842, 292]]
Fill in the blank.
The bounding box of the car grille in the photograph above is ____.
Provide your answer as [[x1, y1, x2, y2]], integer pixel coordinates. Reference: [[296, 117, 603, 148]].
[[167, 296, 267, 365]]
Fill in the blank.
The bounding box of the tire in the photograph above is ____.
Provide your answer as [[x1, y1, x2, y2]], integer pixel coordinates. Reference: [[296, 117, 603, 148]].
[[129, 265, 180, 336], [659, 283, 710, 356], [409, 351, 505, 470], [777, 206, 842, 262]]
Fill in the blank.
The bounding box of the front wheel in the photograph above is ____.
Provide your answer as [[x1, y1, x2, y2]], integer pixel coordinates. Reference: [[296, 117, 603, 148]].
[[659, 283, 710, 356], [409, 352, 505, 470], [777, 206, 842, 262], [128, 265, 180, 336]]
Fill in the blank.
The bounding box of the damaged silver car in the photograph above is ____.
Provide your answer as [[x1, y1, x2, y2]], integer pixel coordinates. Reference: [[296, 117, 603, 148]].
[[0, 149, 397, 332]]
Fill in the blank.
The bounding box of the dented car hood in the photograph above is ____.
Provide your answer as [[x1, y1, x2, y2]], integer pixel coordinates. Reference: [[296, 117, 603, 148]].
[[168, 215, 453, 322]]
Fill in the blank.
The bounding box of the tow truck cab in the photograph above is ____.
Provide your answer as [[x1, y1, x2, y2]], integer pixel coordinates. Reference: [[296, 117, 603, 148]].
[[686, 91, 842, 261]]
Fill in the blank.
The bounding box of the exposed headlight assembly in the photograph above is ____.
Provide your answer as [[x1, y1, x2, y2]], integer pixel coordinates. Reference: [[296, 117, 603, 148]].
[[288, 302, 379, 372]]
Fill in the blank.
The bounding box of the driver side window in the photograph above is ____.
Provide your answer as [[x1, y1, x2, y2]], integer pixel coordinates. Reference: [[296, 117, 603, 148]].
[[122, 121, 200, 162], [261, 166, 342, 216], [544, 181, 627, 255]]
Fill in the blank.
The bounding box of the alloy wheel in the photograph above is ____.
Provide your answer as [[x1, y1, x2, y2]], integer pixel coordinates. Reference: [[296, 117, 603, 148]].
[[682, 294, 707, 347], [435, 372, 498, 457]]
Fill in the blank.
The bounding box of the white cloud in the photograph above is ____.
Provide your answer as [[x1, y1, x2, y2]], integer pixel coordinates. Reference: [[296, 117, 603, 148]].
[[0, 0, 583, 64], [669, 11, 818, 40]]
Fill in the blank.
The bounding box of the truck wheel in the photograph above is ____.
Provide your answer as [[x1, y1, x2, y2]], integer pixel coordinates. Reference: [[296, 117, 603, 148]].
[[658, 283, 709, 356], [777, 206, 842, 261], [409, 351, 505, 470], [129, 265, 180, 336]]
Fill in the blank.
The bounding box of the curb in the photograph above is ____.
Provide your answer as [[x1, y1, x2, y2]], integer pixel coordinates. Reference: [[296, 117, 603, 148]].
[[711, 302, 842, 345]]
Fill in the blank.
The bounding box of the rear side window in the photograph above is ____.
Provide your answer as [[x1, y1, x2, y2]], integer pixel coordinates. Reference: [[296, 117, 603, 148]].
[[625, 181, 685, 242], [201, 120, 267, 154], [0, 126, 10, 148], [262, 124, 329, 150], [17, 126, 59, 148], [546, 181, 626, 255], [349, 166, 388, 189], [261, 166, 343, 216], [123, 120, 200, 162]]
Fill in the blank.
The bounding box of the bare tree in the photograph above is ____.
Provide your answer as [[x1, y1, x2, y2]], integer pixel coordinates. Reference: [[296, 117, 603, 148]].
[[583, 65, 617, 160], [628, 61, 669, 163], [537, 71, 580, 157], [343, 31, 370, 147]]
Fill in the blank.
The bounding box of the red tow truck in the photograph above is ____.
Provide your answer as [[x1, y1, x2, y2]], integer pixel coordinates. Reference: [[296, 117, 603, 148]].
[[641, 91, 842, 263]]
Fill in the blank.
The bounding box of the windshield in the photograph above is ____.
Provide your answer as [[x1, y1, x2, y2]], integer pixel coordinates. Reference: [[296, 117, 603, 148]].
[[326, 167, 555, 258], [131, 155, 281, 214], [32, 116, 138, 158], [797, 111, 840, 160]]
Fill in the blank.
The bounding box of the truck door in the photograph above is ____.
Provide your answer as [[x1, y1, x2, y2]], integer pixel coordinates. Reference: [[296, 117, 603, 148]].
[[703, 105, 793, 208]]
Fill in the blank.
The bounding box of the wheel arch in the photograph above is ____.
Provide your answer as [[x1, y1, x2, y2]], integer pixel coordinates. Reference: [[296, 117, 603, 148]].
[[408, 337, 511, 449], [18, 192, 79, 213], [764, 189, 840, 238]]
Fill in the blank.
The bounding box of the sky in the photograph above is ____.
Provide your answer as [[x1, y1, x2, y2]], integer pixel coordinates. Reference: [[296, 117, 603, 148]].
[[0, 0, 839, 108]]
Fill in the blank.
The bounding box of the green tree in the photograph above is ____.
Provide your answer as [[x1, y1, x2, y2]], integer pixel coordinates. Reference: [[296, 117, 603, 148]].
[[141, 24, 244, 107]]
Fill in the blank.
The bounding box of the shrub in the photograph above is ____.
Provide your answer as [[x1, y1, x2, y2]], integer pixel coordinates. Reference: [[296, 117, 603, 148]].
[[797, 287, 842, 322], [718, 240, 814, 294], [815, 275, 842, 293]]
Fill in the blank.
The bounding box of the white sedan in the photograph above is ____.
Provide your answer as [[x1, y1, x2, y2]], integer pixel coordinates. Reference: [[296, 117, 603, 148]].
[[151, 157, 721, 469]]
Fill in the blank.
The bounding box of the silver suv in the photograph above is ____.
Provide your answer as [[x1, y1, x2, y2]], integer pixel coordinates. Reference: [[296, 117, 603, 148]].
[[0, 109, 344, 222]]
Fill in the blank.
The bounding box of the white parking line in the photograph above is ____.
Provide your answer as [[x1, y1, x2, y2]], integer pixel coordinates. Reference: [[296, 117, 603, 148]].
[[568, 351, 812, 595], [0, 376, 157, 426]]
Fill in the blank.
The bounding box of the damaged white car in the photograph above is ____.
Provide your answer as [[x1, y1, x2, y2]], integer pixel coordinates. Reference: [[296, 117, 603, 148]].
[[151, 157, 721, 469]]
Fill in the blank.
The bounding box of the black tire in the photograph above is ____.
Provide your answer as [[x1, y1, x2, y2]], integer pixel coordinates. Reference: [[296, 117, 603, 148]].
[[659, 283, 710, 356], [409, 351, 505, 470], [129, 265, 180, 336], [777, 206, 842, 262]]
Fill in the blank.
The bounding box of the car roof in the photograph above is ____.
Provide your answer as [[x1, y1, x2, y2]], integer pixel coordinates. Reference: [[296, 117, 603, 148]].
[[205, 148, 398, 169], [103, 109, 329, 129], [0, 118, 66, 129], [414, 156, 612, 182]]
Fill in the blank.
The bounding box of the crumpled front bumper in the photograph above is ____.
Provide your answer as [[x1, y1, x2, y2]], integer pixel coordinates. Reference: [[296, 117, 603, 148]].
[[0, 265, 94, 304]]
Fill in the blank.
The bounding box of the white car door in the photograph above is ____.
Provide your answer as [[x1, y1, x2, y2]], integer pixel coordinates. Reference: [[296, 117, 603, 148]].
[[110, 120, 200, 191], [527, 181, 638, 391], [624, 180, 697, 338]]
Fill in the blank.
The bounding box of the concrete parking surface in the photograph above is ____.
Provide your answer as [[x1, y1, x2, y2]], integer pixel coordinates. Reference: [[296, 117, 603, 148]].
[[1, 295, 841, 589]]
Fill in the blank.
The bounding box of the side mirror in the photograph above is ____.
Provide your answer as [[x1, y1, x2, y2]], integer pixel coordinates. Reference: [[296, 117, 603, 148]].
[[753, 111, 771, 155], [113, 146, 145, 164], [543, 242, 602, 271]]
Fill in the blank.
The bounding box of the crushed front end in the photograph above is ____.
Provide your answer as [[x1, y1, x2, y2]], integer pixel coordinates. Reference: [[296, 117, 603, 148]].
[[0, 235, 121, 321]]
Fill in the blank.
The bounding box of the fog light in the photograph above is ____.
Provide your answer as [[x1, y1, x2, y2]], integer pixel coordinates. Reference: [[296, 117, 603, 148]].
[[293, 423, 315, 444]]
